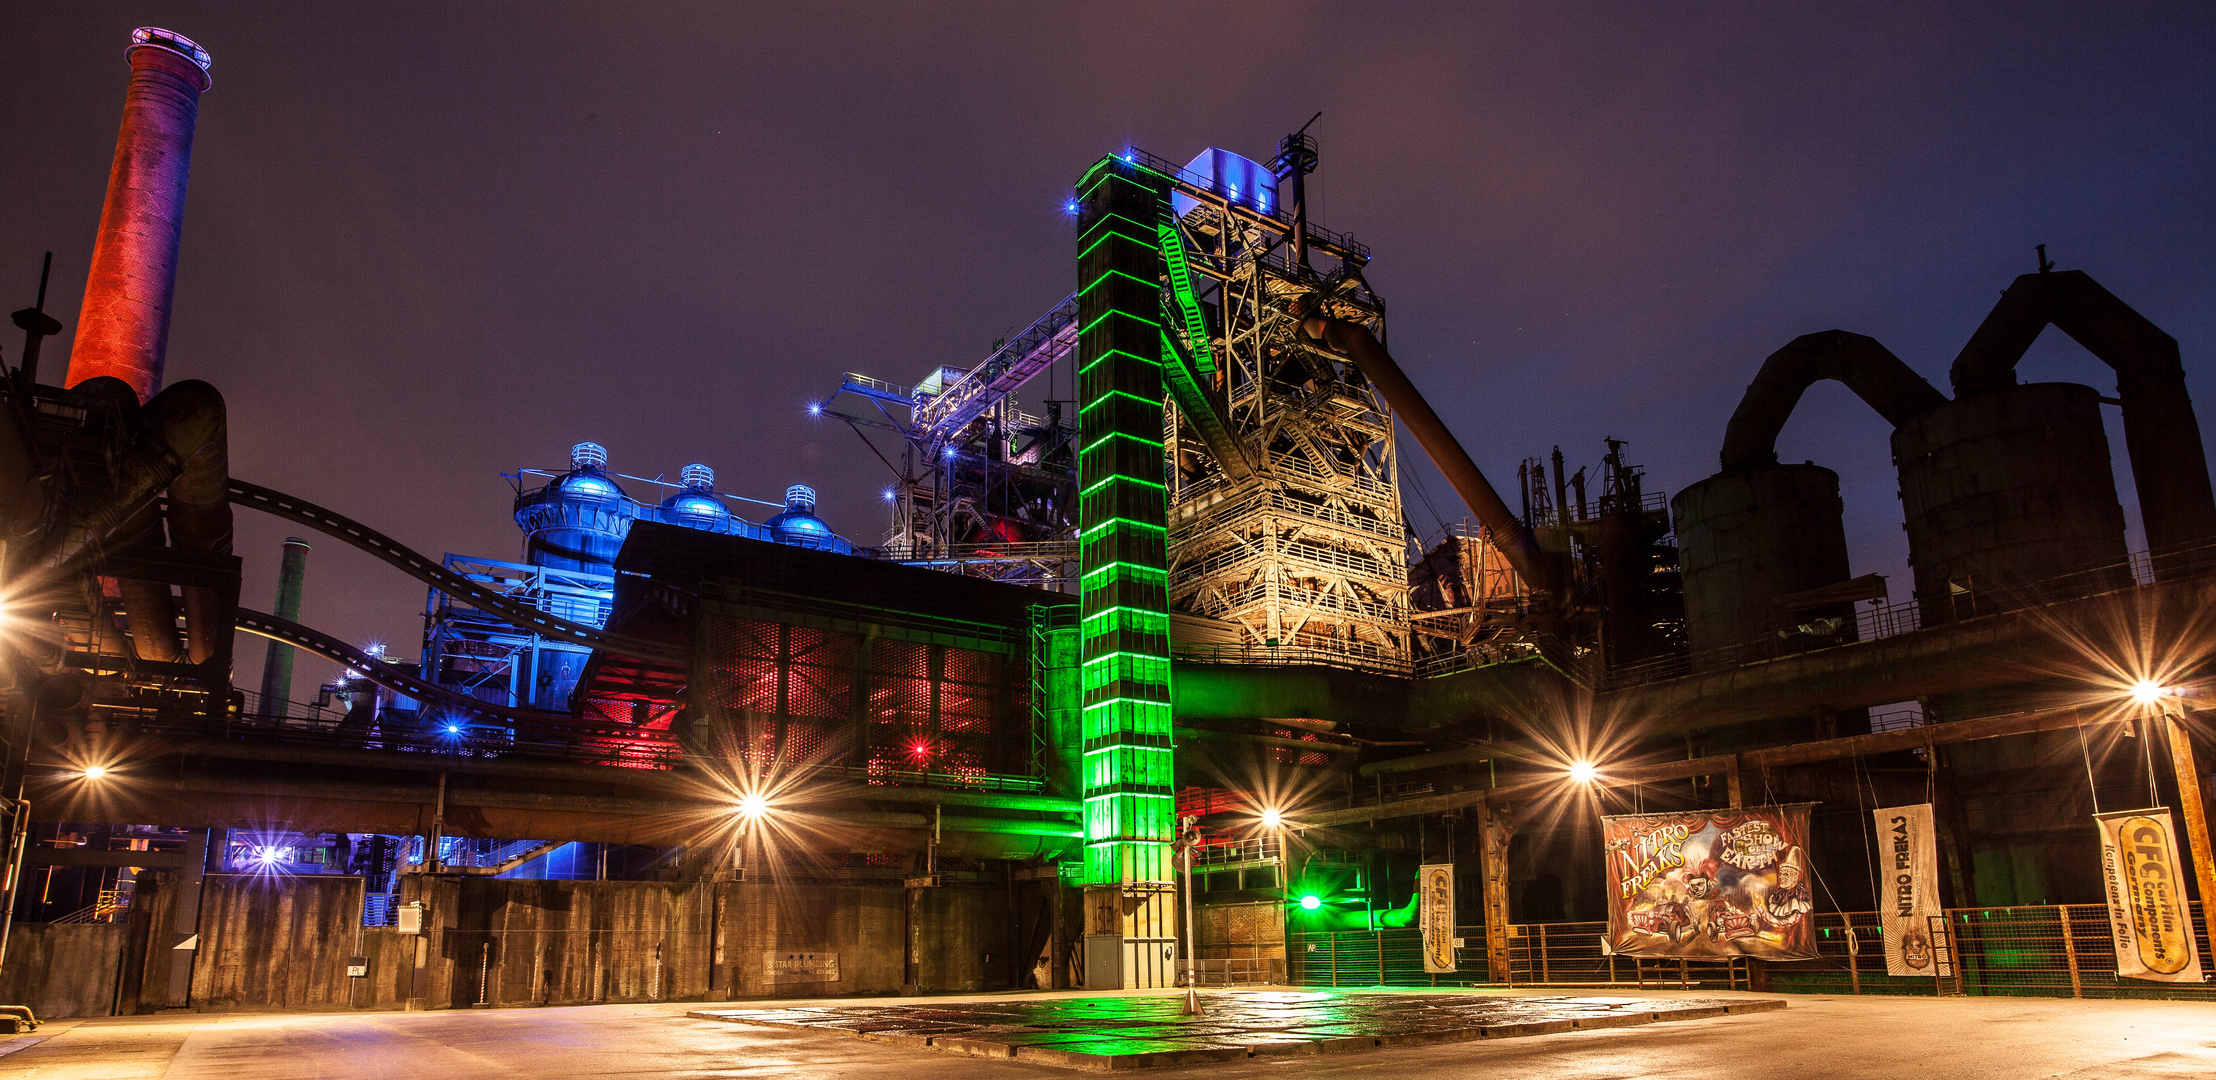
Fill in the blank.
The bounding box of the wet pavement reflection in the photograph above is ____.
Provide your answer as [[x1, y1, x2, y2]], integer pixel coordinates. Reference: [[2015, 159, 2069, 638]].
[[692, 989, 1784, 1068]]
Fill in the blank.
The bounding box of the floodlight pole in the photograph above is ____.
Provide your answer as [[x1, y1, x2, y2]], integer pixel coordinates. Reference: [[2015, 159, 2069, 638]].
[[1179, 814, 1202, 1015]]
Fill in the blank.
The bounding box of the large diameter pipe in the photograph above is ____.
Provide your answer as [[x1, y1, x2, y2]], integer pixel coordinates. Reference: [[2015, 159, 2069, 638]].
[[1301, 316, 1552, 593], [67, 28, 212, 404], [0, 407, 45, 558], [1719, 330, 1945, 473], [256, 538, 310, 716], [66, 377, 232, 664], [1952, 270, 2216, 563]]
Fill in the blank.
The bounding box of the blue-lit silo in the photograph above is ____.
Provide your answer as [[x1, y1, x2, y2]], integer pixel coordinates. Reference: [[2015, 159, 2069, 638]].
[[765, 484, 855, 554], [660, 463, 735, 532], [514, 442, 636, 574]]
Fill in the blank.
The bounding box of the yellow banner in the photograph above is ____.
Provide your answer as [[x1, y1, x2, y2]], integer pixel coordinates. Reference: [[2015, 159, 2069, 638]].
[[1419, 863, 1456, 973], [2095, 808, 2204, 983]]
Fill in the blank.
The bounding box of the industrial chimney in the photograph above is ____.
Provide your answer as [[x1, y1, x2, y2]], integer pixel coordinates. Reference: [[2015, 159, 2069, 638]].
[[257, 538, 311, 717], [66, 27, 213, 403]]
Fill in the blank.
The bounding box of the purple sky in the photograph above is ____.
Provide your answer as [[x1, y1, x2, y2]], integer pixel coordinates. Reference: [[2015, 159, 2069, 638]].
[[6, 4, 2210, 699]]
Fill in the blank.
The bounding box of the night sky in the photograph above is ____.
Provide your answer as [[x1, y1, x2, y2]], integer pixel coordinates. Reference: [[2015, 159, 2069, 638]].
[[5, 4, 2210, 699]]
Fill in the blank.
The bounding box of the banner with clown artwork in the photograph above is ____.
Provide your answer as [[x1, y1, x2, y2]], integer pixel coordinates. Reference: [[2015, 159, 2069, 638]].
[[1602, 804, 1819, 960]]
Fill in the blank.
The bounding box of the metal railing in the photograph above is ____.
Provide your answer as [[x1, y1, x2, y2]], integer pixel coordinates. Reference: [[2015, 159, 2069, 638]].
[[1389, 534, 2216, 692], [1577, 536, 2212, 691], [1195, 836, 1283, 866], [1173, 641, 1413, 677], [48, 890, 134, 925], [1180, 957, 1287, 986], [1286, 904, 2216, 1000], [1122, 146, 1371, 261]]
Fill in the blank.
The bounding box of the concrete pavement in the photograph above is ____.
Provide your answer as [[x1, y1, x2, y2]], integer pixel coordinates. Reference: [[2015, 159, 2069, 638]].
[[0, 989, 2210, 1078]]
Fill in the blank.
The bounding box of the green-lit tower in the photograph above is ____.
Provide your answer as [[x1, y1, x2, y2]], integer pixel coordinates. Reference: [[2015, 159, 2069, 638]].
[[1073, 154, 1178, 988]]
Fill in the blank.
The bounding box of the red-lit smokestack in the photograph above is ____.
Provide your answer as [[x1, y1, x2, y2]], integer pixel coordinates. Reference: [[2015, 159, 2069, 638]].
[[66, 27, 212, 404]]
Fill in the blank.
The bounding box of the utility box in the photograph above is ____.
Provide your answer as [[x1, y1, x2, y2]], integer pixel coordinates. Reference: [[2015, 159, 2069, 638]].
[[397, 902, 425, 935], [1082, 934, 1122, 990]]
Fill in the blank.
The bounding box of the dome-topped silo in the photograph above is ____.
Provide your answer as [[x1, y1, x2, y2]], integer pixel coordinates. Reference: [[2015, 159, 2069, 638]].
[[514, 441, 636, 574]]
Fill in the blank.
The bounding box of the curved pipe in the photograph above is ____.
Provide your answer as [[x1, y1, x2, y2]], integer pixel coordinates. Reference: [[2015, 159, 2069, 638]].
[[234, 606, 607, 734], [1719, 331, 1946, 473], [1298, 316, 1552, 594], [228, 478, 683, 665], [1951, 270, 2216, 560]]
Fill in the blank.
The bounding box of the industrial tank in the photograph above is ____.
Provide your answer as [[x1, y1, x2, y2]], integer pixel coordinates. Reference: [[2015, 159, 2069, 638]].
[[764, 484, 855, 554], [1894, 381, 2130, 624], [1672, 464, 1855, 660], [659, 463, 734, 532], [514, 442, 636, 573]]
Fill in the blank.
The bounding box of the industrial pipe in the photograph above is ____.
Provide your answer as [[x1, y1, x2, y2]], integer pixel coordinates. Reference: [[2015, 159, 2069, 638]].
[[233, 606, 602, 732], [67, 29, 211, 404], [137, 775, 1077, 839], [256, 537, 311, 716], [1719, 330, 1946, 473], [1357, 744, 1499, 777], [1299, 316, 1552, 594], [56, 377, 232, 663], [1173, 725, 1359, 755], [147, 736, 1085, 817], [0, 400, 41, 559], [144, 379, 232, 663], [1950, 270, 2216, 562]]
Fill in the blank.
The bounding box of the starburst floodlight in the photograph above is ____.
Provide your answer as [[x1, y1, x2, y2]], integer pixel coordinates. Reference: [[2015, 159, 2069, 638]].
[[1568, 760, 1598, 785], [2130, 680, 2167, 707]]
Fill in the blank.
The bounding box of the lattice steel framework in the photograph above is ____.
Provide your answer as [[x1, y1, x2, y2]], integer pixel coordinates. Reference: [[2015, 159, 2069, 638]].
[[817, 142, 1411, 674], [1148, 154, 1411, 671]]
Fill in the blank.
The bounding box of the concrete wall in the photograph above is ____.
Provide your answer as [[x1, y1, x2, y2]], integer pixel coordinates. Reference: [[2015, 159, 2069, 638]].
[[459, 879, 714, 1008], [710, 880, 1024, 998], [9, 871, 1039, 1012], [193, 874, 365, 1009], [716, 881, 903, 997], [0, 923, 126, 1017]]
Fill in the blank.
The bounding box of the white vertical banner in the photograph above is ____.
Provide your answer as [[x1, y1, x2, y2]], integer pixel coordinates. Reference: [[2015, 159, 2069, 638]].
[[1872, 804, 1943, 976], [1419, 862, 1456, 973], [2096, 809, 2205, 983]]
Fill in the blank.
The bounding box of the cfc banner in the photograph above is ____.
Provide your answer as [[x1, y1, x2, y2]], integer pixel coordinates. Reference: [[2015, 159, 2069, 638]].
[[1872, 804, 1943, 976], [1419, 863, 1455, 973], [2095, 809, 2204, 983], [1603, 804, 1817, 960]]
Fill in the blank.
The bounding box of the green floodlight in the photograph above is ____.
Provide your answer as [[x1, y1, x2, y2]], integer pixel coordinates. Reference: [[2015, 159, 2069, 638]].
[[1300, 894, 1322, 910]]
